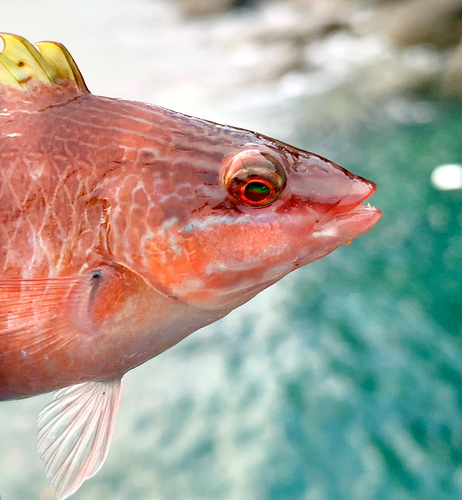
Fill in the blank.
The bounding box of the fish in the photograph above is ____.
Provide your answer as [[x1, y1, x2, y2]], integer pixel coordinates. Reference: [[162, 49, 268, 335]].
[[0, 33, 381, 498]]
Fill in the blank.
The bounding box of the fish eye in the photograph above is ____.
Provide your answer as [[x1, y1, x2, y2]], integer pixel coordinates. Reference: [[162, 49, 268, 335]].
[[223, 149, 286, 207]]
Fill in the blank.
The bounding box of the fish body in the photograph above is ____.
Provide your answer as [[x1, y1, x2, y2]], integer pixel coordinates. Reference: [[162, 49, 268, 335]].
[[0, 34, 381, 498]]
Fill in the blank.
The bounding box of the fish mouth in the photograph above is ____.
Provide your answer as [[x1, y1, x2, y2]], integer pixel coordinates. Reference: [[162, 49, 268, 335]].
[[326, 174, 381, 241], [334, 202, 382, 238], [313, 202, 382, 244]]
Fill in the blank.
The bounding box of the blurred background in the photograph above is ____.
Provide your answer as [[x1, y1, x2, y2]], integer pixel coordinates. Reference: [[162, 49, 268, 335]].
[[1, 0, 462, 498]]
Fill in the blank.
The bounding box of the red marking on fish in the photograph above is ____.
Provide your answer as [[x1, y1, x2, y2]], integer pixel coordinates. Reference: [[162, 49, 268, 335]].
[[0, 34, 381, 499]]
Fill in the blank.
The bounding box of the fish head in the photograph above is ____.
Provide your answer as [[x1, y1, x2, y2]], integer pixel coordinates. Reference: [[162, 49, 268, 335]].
[[0, 32, 380, 313], [110, 117, 381, 311]]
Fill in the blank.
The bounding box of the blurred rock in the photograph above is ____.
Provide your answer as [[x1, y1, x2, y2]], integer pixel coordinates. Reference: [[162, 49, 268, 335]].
[[376, 0, 462, 48], [212, 0, 354, 47], [104, 0, 462, 105], [229, 40, 304, 82], [442, 40, 462, 95], [177, 0, 244, 16], [207, 2, 354, 87]]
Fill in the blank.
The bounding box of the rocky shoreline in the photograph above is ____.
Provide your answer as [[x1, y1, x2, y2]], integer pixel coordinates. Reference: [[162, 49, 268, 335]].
[[175, 0, 462, 98]]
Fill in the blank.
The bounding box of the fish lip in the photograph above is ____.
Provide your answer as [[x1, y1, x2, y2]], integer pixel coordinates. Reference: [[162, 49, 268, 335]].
[[338, 202, 381, 218], [310, 197, 382, 246], [330, 202, 382, 239]]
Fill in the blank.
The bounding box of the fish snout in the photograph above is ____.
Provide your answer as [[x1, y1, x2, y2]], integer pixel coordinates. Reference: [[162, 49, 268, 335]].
[[288, 154, 377, 215]]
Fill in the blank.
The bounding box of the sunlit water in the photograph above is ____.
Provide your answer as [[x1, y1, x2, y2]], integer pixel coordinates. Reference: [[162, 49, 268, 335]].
[[1, 1, 462, 499]]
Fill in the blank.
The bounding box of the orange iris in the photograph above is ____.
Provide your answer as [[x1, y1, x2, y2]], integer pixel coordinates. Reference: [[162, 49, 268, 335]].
[[233, 175, 280, 206], [223, 149, 286, 207]]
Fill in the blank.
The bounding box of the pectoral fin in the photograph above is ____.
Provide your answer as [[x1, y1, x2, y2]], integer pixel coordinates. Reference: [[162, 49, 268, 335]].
[[37, 379, 122, 500], [0, 277, 83, 360], [0, 272, 105, 363]]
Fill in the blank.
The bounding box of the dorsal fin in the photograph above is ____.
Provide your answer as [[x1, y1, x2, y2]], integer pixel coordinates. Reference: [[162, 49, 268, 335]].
[[0, 33, 88, 93]]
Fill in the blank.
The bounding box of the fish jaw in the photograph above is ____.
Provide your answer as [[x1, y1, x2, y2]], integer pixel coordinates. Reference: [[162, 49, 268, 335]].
[[167, 203, 381, 310], [295, 202, 382, 267]]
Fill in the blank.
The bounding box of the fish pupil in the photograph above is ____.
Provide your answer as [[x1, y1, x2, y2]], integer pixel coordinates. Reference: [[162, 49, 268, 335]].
[[244, 181, 271, 202]]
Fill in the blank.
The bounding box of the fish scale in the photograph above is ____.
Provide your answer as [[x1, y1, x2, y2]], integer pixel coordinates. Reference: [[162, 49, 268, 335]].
[[0, 140, 103, 278], [0, 33, 381, 499]]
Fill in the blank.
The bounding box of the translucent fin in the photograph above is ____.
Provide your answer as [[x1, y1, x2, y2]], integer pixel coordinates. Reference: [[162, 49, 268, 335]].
[[0, 267, 135, 365], [0, 277, 83, 359], [0, 33, 87, 92], [37, 379, 122, 500]]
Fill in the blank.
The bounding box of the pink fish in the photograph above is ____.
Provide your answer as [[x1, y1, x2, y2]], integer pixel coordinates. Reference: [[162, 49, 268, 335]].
[[0, 34, 381, 498]]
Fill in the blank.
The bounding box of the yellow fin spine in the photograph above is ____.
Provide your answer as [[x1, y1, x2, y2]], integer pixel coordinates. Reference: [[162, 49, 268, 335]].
[[0, 33, 88, 93], [34, 41, 88, 93], [0, 54, 22, 88]]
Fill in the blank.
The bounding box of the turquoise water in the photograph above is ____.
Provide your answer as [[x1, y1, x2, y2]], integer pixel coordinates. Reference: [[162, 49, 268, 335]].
[[270, 98, 462, 499]]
